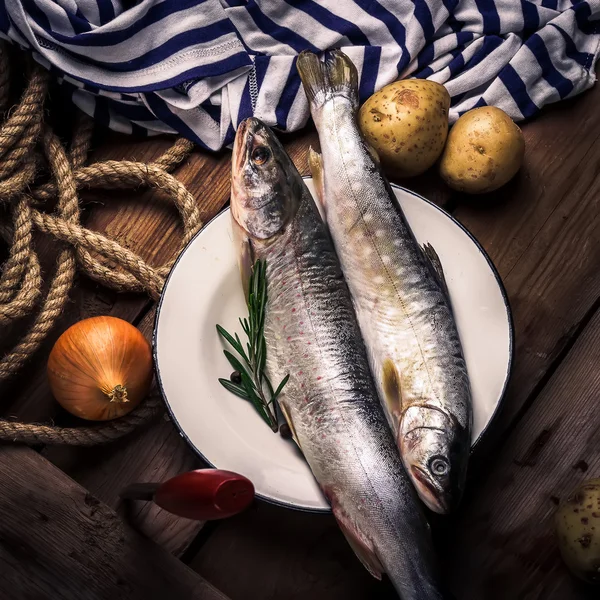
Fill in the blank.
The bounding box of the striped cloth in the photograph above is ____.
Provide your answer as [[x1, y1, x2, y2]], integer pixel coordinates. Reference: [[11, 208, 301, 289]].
[[1, 1, 599, 150]]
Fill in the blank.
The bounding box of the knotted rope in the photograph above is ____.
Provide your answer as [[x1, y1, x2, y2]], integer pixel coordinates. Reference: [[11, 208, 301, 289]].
[[0, 45, 202, 445]]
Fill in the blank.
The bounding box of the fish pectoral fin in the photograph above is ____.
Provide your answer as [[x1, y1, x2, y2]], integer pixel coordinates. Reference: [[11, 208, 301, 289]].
[[342, 532, 383, 580], [333, 507, 383, 580], [240, 240, 255, 302], [279, 401, 302, 452], [382, 359, 402, 422], [421, 242, 450, 300], [232, 218, 255, 301], [308, 147, 326, 220]]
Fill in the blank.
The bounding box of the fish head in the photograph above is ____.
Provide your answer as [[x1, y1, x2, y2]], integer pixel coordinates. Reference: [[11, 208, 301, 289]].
[[399, 405, 469, 514], [231, 117, 301, 240]]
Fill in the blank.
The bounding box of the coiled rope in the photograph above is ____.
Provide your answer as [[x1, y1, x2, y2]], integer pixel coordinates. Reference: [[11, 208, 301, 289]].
[[0, 44, 202, 445]]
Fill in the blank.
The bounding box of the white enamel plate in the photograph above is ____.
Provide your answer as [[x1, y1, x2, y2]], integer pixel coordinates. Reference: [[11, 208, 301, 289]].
[[154, 180, 513, 512]]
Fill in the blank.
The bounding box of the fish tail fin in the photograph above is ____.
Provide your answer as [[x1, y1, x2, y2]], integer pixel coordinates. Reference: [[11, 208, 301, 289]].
[[297, 49, 358, 111], [324, 49, 359, 103]]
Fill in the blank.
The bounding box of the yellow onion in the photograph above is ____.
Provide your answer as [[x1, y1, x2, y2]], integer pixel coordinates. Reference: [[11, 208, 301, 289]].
[[47, 316, 153, 421]]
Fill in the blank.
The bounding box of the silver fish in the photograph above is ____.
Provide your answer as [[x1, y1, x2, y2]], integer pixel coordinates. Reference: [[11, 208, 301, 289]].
[[297, 50, 472, 515], [231, 117, 449, 600]]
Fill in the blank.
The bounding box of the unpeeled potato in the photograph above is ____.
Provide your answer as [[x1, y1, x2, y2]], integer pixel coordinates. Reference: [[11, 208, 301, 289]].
[[359, 80, 450, 178], [555, 479, 600, 584], [439, 106, 524, 194]]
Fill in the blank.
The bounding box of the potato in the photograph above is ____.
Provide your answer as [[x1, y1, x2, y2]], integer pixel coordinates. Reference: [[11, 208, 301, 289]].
[[358, 80, 450, 178], [439, 106, 524, 194], [555, 478, 600, 584]]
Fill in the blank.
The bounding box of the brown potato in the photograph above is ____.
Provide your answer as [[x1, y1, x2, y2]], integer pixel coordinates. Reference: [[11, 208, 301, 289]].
[[358, 80, 450, 178], [555, 478, 600, 585], [439, 106, 525, 194]]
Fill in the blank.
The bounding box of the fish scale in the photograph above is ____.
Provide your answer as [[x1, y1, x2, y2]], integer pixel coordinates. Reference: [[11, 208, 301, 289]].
[[230, 117, 450, 599], [298, 49, 473, 516]]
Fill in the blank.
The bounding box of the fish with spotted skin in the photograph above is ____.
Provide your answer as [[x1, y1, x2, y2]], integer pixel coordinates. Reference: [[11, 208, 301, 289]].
[[231, 116, 450, 600], [297, 50, 473, 515]]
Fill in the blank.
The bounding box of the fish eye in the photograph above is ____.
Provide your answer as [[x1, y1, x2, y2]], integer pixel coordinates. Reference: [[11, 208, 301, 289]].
[[429, 456, 449, 477], [251, 146, 271, 165]]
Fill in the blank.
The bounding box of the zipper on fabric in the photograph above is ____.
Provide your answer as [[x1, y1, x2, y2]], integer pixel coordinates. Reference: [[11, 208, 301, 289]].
[[248, 58, 258, 113]]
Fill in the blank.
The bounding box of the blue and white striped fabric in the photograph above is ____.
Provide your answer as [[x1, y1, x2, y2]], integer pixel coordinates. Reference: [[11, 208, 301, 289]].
[[1, 1, 599, 150]]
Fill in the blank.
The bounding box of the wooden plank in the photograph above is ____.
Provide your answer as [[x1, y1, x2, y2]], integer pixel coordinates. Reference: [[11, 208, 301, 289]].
[[0, 134, 231, 557], [45, 307, 203, 556], [0, 445, 230, 600], [188, 501, 382, 600], [440, 308, 600, 599], [451, 83, 600, 444]]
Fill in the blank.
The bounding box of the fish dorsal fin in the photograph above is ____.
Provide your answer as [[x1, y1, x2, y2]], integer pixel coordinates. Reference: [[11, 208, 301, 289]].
[[308, 147, 326, 221], [279, 401, 302, 451], [331, 502, 383, 580], [421, 242, 450, 300]]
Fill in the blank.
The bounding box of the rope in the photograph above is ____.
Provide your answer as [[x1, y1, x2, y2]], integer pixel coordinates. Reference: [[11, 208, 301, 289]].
[[0, 395, 163, 446], [0, 44, 201, 445]]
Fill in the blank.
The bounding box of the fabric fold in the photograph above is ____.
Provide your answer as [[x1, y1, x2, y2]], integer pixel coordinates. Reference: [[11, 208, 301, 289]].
[[1, 0, 599, 150]]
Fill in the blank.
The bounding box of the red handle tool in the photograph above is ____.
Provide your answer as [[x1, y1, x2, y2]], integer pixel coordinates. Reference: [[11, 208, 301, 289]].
[[120, 469, 255, 520]]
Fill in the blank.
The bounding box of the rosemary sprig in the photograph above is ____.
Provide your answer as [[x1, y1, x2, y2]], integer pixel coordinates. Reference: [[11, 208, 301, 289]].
[[217, 259, 289, 432]]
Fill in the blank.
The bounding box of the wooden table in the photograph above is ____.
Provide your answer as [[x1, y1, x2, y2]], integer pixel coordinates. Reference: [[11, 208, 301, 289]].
[[1, 73, 600, 599]]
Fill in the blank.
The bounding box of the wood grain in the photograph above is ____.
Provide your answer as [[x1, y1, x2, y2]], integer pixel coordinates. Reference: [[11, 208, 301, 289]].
[[0, 445, 230, 600], [0, 132, 231, 557], [44, 307, 204, 555], [452, 84, 600, 446], [189, 501, 386, 600], [439, 308, 600, 600], [187, 76, 600, 597]]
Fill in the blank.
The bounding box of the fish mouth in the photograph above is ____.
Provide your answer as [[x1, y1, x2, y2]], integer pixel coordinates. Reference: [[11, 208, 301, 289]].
[[410, 465, 449, 514], [231, 117, 266, 226]]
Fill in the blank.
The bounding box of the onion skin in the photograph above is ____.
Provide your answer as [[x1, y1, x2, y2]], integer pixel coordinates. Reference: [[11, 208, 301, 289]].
[[47, 316, 153, 421]]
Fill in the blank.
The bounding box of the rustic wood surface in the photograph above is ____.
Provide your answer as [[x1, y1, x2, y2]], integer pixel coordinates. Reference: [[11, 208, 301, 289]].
[[1, 68, 599, 600], [442, 309, 600, 600], [188, 86, 600, 597], [0, 133, 233, 555], [0, 445, 229, 600]]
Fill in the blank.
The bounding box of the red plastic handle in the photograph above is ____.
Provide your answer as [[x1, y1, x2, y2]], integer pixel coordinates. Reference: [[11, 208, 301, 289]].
[[153, 469, 255, 520]]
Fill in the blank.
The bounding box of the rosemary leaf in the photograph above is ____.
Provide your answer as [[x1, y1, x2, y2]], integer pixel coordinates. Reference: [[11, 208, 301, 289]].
[[256, 334, 266, 374], [216, 258, 289, 432], [273, 373, 290, 399], [234, 333, 249, 363], [219, 379, 250, 401], [240, 317, 250, 337], [240, 370, 272, 425], [217, 325, 245, 357], [264, 375, 275, 398], [223, 350, 252, 382]]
